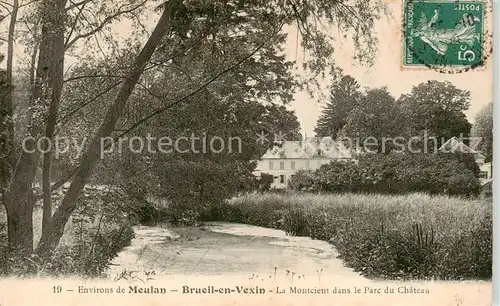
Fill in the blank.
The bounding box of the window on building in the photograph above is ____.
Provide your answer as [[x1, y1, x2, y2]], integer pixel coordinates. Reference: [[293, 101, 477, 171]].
[[269, 161, 273, 170], [479, 171, 488, 179], [280, 175, 285, 184], [291, 161, 295, 170], [280, 161, 285, 170]]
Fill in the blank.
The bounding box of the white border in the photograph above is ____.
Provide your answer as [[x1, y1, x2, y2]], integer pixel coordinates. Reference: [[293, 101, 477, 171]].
[[493, 0, 499, 305]]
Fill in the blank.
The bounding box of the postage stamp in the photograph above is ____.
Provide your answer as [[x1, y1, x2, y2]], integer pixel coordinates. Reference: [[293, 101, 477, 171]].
[[402, 0, 488, 72]]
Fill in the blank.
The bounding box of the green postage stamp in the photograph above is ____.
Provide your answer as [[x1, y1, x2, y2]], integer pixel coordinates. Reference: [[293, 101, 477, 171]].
[[402, 0, 487, 71]]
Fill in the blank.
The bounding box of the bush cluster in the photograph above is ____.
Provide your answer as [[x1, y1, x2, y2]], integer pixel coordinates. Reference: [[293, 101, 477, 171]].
[[211, 192, 492, 280], [289, 153, 481, 197]]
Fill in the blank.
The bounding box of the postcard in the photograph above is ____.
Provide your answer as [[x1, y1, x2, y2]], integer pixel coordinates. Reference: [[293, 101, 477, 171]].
[[0, 0, 494, 305]]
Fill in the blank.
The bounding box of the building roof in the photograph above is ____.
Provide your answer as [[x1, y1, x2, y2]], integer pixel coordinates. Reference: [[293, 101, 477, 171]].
[[260, 137, 352, 159], [481, 178, 493, 187], [438, 136, 486, 159]]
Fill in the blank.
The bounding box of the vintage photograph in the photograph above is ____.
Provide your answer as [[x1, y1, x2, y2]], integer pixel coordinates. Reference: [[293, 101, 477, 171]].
[[0, 0, 494, 305]]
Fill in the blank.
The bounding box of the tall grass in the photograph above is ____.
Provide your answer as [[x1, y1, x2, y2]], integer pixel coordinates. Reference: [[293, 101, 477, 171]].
[[209, 192, 492, 280]]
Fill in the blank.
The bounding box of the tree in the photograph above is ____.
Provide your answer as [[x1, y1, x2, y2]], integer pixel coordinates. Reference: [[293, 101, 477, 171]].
[[0, 0, 18, 227], [3, 0, 388, 256], [56, 9, 302, 207], [471, 102, 493, 162], [399, 80, 472, 146], [36, 0, 176, 255], [0, 59, 11, 205], [339, 87, 401, 152], [4, 0, 68, 254], [314, 74, 362, 138], [1, 0, 158, 254]]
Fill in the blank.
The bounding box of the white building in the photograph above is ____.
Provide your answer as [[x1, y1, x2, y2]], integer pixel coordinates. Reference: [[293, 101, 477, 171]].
[[253, 136, 352, 189]]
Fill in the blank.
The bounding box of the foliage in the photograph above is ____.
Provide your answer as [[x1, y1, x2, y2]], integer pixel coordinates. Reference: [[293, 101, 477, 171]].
[[288, 153, 481, 197], [471, 102, 493, 162], [58, 9, 304, 224], [399, 80, 472, 145], [0, 0, 391, 256], [340, 87, 402, 152], [256, 173, 274, 191], [154, 159, 257, 225], [212, 192, 492, 280], [287, 169, 319, 191], [320, 80, 474, 155], [315, 74, 362, 138]]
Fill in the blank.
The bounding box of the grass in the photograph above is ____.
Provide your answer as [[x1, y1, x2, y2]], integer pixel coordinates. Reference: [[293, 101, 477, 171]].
[[209, 192, 492, 280]]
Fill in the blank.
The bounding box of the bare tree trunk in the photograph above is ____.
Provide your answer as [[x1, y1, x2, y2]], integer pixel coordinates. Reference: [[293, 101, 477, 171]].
[[29, 36, 39, 90], [37, 0, 178, 255], [6, 0, 18, 100], [4, 150, 39, 253], [42, 0, 66, 241], [5, 0, 66, 254], [0, 78, 13, 209], [0, 0, 18, 211]]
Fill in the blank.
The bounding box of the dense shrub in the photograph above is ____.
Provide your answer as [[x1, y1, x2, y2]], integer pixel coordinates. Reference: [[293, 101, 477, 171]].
[[257, 173, 274, 191], [135, 198, 169, 226], [287, 170, 318, 191], [213, 192, 492, 280], [143, 159, 260, 225], [289, 153, 481, 197]]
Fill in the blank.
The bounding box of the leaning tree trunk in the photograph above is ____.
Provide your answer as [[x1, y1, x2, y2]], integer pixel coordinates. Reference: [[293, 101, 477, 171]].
[[5, 0, 66, 254], [37, 0, 178, 255]]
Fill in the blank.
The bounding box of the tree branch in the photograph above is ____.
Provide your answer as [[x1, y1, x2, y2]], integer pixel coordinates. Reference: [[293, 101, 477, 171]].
[[64, 0, 87, 47], [117, 21, 285, 140], [65, 0, 91, 11], [64, 0, 148, 50]]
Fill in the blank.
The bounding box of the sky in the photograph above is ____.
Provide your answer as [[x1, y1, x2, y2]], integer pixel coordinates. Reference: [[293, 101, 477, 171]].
[[2, 1, 492, 137], [285, 1, 493, 135]]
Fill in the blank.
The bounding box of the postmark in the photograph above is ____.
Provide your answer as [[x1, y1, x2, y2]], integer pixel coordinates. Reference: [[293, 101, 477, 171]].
[[402, 0, 491, 73]]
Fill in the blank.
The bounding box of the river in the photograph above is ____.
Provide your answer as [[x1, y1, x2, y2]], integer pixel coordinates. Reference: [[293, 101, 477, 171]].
[[103, 222, 491, 305]]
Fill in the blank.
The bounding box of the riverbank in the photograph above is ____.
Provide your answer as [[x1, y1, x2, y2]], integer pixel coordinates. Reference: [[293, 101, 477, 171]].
[[101, 222, 491, 306]]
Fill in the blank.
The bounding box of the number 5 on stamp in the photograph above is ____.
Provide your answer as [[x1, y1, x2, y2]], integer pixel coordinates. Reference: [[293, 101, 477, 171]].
[[402, 0, 487, 71]]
